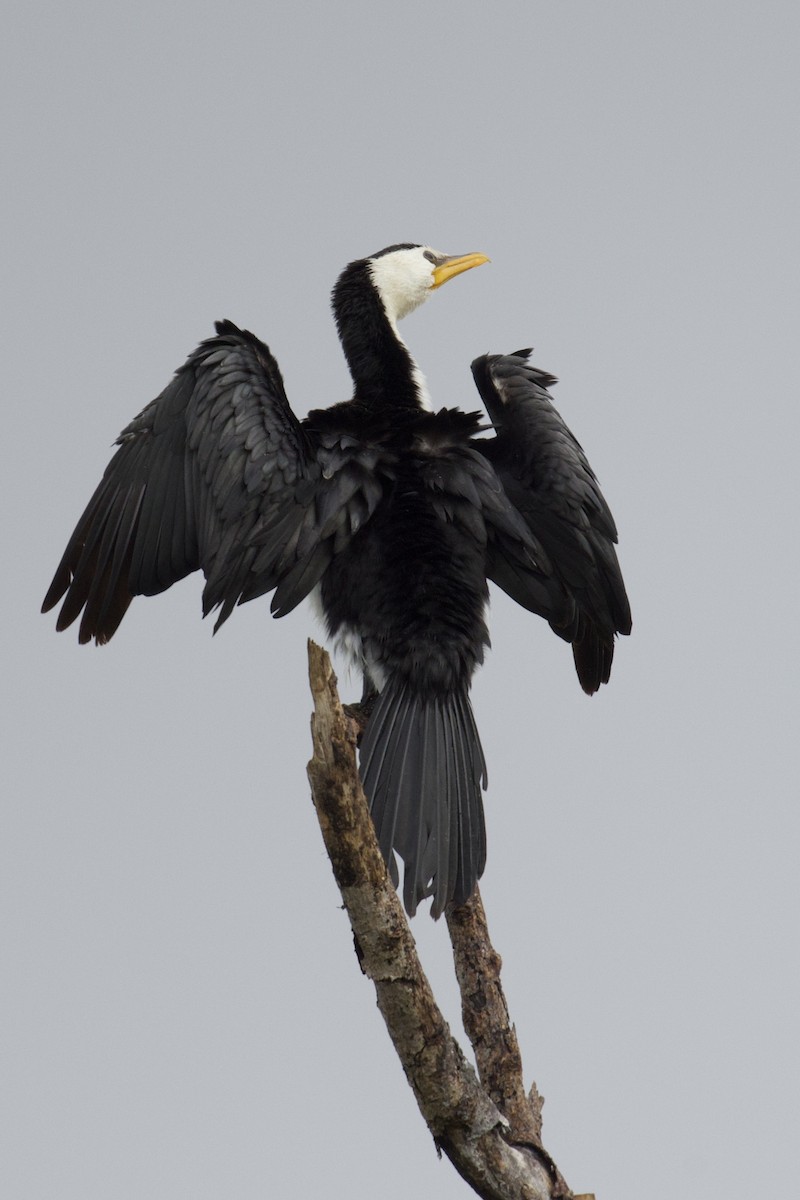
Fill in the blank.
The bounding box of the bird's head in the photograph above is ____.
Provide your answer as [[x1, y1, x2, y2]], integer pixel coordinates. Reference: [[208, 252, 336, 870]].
[[332, 244, 490, 339], [366, 244, 490, 326]]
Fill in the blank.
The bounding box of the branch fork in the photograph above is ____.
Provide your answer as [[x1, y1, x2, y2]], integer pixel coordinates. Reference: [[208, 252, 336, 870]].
[[306, 641, 587, 1200]]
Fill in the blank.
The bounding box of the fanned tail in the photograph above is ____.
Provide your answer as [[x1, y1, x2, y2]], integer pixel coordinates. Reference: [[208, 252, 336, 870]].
[[359, 680, 487, 918]]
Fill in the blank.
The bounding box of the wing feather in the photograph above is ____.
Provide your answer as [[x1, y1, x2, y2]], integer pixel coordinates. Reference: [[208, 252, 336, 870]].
[[43, 322, 314, 641], [44, 318, 395, 643], [473, 350, 631, 692]]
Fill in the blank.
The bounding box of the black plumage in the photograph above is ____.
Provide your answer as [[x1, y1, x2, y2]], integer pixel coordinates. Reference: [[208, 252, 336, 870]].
[[473, 351, 632, 693], [43, 244, 631, 917]]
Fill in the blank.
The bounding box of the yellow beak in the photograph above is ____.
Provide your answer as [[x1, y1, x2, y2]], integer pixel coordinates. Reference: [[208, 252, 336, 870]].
[[431, 252, 490, 289]]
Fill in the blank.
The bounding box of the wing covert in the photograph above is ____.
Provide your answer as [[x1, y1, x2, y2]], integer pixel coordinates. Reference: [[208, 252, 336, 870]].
[[216, 432, 394, 622]]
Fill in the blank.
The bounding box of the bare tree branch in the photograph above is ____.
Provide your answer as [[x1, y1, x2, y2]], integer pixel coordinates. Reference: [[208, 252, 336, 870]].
[[306, 640, 589, 1200], [445, 891, 569, 1195]]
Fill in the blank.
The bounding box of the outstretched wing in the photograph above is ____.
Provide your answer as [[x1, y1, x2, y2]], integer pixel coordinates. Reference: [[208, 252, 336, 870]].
[[42, 321, 337, 642], [472, 351, 632, 693]]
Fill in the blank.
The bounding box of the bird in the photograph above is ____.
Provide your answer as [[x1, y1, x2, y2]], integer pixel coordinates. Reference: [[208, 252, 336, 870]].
[[42, 243, 631, 918]]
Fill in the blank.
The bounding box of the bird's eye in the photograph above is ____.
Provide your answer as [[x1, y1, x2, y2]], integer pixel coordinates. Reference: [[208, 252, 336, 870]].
[[423, 250, 438, 264]]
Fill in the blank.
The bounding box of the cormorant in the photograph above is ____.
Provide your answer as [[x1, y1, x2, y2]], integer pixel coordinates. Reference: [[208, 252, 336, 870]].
[[42, 244, 631, 917]]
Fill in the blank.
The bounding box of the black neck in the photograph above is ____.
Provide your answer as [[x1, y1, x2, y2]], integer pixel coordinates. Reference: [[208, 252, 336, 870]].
[[332, 261, 422, 410]]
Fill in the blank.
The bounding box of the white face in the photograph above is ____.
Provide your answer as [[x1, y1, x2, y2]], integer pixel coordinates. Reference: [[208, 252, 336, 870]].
[[368, 245, 443, 327]]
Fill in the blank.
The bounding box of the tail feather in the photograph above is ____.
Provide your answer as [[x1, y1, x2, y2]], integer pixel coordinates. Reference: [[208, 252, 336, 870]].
[[453, 690, 486, 903], [365, 685, 413, 872], [359, 680, 487, 918]]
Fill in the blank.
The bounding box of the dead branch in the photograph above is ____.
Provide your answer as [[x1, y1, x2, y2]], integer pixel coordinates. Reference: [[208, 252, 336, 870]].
[[306, 640, 586, 1200], [445, 892, 569, 1195]]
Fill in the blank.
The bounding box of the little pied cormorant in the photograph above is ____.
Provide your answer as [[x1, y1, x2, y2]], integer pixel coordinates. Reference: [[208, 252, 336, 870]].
[[42, 244, 631, 918]]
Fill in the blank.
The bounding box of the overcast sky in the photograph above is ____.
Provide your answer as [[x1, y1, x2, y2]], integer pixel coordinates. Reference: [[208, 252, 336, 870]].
[[3, 3, 798, 1198]]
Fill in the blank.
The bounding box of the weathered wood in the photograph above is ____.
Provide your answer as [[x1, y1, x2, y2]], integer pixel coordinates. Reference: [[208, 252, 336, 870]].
[[306, 640, 580, 1199], [446, 892, 569, 1194]]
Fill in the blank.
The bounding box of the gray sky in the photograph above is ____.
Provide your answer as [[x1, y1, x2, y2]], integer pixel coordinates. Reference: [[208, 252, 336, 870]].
[[4, 2, 798, 1197]]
